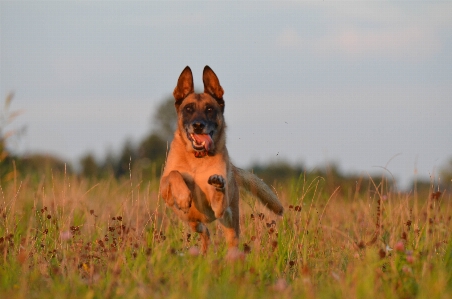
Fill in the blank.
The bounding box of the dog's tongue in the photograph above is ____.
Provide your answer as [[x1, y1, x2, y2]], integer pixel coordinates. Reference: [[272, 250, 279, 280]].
[[193, 134, 212, 151]]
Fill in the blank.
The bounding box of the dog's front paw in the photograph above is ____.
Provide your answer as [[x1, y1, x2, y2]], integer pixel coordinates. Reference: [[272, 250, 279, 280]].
[[208, 174, 225, 191], [173, 187, 192, 213]]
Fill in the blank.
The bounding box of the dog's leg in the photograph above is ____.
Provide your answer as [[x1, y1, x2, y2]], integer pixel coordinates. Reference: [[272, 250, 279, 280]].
[[160, 170, 192, 213], [219, 210, 238, 249], [209, 174, 241, 253], [219, 183, 243, 260], [219, 198, 239, 248], [221, 212, 243, 260], [189, 221, 210, 254], [207, 174, 227, 219]]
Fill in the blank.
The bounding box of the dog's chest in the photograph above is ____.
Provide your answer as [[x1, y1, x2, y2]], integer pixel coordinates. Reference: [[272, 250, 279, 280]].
[[179, 159, 225, 188]]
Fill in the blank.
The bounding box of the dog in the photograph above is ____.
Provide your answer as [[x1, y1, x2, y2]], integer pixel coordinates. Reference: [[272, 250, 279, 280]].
[[160, 66, 283, 255]]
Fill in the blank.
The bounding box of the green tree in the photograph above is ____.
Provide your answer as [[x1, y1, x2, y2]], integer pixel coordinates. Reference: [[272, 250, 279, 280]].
[[138, 134, 167, 161], [251, 160, 305, 185], [440, 157, 452, 189], [80, 153, 99, 178], [79, 97, 176, 180], [115, 139, 138, 178], [133, 97, 175, 180], [0, 93, 24, 182], [152, 96, 177, 141]]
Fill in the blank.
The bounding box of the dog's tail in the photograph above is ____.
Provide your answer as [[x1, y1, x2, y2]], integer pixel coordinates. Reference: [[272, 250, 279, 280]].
[[232, 166, 283, 215]]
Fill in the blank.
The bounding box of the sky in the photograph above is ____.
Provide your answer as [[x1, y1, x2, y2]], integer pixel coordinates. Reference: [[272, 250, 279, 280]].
[[1, 1, 451, 189]]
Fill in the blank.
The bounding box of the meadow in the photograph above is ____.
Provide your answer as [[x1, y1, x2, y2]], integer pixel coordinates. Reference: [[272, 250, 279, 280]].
[[0, 168, 451, 299]]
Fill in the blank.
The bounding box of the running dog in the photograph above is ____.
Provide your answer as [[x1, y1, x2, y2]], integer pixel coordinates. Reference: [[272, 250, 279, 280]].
[[160, 66, 283, 255]]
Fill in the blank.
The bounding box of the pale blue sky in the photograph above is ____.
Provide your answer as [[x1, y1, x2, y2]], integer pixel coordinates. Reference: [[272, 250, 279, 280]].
[[1, 1, 451, 188]]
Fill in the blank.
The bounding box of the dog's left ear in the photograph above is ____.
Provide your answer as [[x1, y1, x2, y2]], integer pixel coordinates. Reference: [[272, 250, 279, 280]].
[[174, 66, 194, 108], [203, 66, 225, 111]]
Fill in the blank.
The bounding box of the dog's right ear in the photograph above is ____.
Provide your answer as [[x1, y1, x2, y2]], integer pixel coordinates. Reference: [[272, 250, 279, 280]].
[[173, 66, 194, 108]]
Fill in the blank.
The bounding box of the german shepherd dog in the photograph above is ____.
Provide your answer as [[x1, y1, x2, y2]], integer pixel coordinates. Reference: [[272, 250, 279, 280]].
[[160, 66, 283, 255]]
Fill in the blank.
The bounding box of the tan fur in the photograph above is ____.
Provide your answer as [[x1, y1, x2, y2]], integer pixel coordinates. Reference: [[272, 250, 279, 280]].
[[160, 66, 283, 254]]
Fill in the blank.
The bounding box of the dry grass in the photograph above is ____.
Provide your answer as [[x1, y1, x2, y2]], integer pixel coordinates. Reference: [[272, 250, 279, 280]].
[[0, 171, 451, 299]]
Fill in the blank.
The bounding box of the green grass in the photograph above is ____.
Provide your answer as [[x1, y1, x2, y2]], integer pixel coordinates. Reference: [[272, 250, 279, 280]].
[[0, 172, 451, 299]]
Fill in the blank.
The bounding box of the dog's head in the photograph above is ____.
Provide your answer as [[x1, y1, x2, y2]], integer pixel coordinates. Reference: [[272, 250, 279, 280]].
[[173, 66, 226, 157]]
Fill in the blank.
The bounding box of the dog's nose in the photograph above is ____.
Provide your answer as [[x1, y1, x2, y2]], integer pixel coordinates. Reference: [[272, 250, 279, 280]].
[[192, 122, 205, 132]]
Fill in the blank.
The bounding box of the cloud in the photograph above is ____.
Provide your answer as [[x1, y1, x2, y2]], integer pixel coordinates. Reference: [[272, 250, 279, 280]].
[[51, 54, 123, 89], [275, 3, 449, 60], [335, 27, 441, 59], [276, 26, 441, 60], [276, 28, 304, 49]]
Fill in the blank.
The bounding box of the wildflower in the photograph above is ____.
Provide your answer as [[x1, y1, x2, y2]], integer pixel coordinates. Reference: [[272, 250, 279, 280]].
[[357, 240, 365, 249], [226, 248, 245, 262], [402, 266, 413, 274], [243, 243, 251, 254], [188, 246, 201, 256], [406, 255, 414, 264], [405, 220, 412, 228], [331, 271, 340, 282], [271, 241, 278, 250], [394, 241, 404, 252], [59, 231, 72, 241], [272, 278, 289, 292]]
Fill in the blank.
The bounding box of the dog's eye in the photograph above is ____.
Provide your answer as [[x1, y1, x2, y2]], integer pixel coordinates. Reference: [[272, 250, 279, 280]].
[[185, 106, 193, 113], [206, 106, 213, 113]]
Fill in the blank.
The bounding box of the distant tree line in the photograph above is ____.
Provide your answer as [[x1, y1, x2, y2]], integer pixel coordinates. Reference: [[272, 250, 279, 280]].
[[78, 97, 175, 181], [1, 94, 451, 195]]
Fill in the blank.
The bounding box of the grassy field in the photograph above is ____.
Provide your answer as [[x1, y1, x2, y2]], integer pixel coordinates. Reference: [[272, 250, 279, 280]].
[[0, 170, 451, 299]]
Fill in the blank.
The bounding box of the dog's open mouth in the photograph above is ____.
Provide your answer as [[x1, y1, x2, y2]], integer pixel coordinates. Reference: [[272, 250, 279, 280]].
[[187, 132, 213, 156]]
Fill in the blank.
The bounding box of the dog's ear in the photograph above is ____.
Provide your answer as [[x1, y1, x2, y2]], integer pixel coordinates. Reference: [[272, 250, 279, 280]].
[[173, 66, 194, 107], [203, 66, 225, 111]]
